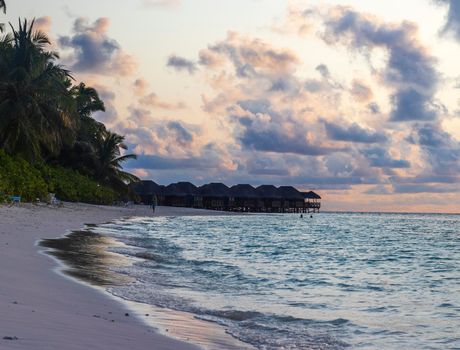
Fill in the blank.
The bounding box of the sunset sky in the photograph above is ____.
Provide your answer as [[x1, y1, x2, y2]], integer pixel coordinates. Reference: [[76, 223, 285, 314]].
[[7, 0, 460, 212]]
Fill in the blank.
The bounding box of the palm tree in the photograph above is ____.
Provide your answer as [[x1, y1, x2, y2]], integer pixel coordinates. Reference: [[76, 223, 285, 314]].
[[56, 83, 106, 174], [93, 130, 139, 191], [0, 19, 77, 161]]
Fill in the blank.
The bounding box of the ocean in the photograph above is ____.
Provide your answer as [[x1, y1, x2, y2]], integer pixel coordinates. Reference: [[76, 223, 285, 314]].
[[42, 212, 460, 349]]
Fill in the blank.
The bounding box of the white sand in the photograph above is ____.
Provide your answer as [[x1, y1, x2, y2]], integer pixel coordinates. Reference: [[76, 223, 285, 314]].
[[0, 203, 237, 350]]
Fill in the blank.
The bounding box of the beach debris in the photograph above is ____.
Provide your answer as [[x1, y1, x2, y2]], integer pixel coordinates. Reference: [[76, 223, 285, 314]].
[[124, 313, 129, 317], [3, 336, 18, 341], [145, 313, 149, 316]]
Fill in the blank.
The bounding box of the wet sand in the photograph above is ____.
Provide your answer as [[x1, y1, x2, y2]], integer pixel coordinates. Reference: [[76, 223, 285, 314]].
[[0, 202, 242, 350]]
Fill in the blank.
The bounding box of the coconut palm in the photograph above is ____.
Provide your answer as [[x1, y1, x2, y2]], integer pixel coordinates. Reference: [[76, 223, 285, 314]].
[[0, 19, 77, 161], [56, 83, 106, 173], [93, 130, 139, 190]]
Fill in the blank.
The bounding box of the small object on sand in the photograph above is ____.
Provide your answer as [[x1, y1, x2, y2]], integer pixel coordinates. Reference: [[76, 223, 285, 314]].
[[12, 301, 18, 304], [310, 215, 313, 218], [3, 336, 18, 341], [145, 313, 149, 316], [300, 214, 303, 218], [125, 313, 129, 317]]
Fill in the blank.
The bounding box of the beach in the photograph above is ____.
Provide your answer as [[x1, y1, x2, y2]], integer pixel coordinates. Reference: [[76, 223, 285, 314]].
[[0, 203, 234, 350]]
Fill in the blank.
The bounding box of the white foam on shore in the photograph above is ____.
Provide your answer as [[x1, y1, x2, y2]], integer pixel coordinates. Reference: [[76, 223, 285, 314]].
[[0, 203, 236, 350]]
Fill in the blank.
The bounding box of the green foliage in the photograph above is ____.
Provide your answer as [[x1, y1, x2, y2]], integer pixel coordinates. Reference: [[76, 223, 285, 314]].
[[40, 165, 116, 205], [0, 18, 140, 203], [0, 149, 47, 201], [0, 150, 116, 204]]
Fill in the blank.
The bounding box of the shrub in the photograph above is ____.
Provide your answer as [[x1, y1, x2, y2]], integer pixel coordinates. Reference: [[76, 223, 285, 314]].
[[0, 150, 116, 204]]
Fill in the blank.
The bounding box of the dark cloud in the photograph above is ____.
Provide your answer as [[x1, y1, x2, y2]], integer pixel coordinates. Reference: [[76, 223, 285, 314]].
[[235, 99, 343, 156], [166, 121, 194, 145], [167, 55, 197, 74], [316, 64, 330, 78], [132, 154, 217, 170], [368, 102, 380, 114], [59, 18, 136, 75], [393, 183, 460, 194], [361, 147, 410, 168], [390, 175, 460, 184], [436, 0, 460, 40], [240, 127, 340, 156], [324, 120, 387, 143], [246, 158, 290, 176], [407, 123, 460, 175], [322, 7, 439, 122]]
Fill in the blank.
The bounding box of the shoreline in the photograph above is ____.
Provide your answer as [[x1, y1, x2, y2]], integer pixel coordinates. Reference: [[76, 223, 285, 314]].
[[0, 203, 243, 350]]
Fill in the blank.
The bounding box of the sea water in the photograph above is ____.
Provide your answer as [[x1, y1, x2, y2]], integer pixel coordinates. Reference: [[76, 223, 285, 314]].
[[74, 213, 460, 349]]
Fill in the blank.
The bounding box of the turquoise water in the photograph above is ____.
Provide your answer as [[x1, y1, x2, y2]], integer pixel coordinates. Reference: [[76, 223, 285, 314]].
[[93, 213, 460, 349]]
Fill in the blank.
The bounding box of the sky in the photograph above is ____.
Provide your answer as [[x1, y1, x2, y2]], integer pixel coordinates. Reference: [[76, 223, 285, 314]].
[[5, 0, 460, 212]]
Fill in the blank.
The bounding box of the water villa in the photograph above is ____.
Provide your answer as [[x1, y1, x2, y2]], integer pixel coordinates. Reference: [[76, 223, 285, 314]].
[[132, 181, 321, 213]]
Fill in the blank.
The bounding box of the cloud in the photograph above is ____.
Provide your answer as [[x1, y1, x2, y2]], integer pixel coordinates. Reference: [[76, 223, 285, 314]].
[[436, 0, 460, 40], [139, 92, 186, 109], [393, 183, 460, 194], [167, 55, 197, 74], [59, 18, 137, 76], [407, 123, 460, 175], [34, 16, 52, 35], [165, 121, 194, 145], [350, 79, 373, 102], [233, 99, 343, 156], [133, 79, 148, 96], [199, 32, 299, 79], [321, 6, 439, 122], [361, 147, 410, 168], [323, 120, 387, 143], [142, 0, 181, 9], [133, 154, 218, 170], [92, 85, 118, 123]]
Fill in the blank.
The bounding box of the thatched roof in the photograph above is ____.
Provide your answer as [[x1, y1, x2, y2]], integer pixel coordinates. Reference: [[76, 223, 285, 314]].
[[302, 191, 322, 200], [199, 183, 231, 197], [277, 186, 304, 200], [230, 184, 258, 198], [130, 180, 164, 196], [255, 185, 281, 198], [164, 182, 198, 196]]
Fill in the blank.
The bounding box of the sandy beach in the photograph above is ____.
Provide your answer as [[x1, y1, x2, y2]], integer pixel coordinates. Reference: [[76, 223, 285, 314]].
[[0, 203, 236, 350]]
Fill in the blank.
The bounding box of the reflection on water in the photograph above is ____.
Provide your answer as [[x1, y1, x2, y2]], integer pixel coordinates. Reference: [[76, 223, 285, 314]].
[[40, 230, 133, 286]]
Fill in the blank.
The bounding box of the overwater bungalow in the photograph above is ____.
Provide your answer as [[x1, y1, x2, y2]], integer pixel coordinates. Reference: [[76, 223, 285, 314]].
[[277, 186, 305, 213], [198, 183, 232, 210], [130, 180, 164, 205], [163, 182, 200, 207], [255, 185, 282, 212], [131, 181, 322, 213], [302, 191, 322, 213], [230, 184, 258, 212]]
